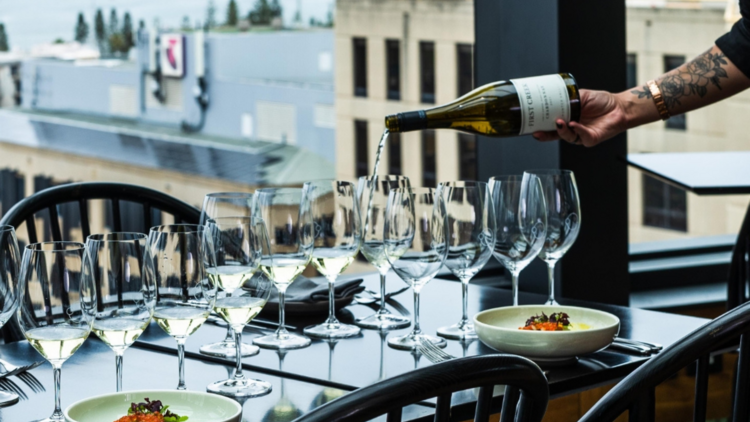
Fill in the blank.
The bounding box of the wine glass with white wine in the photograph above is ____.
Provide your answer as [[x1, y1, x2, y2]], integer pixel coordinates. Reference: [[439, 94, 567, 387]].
[[0, 226, 21, 406], [144, 225, 217, 390], [86, 233, 154, 392], [199, 192, 258, 359], [17, 242, 96, 422]]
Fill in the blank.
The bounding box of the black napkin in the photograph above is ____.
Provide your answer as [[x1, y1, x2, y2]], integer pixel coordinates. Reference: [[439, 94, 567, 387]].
[[260, 276, 365, 317]]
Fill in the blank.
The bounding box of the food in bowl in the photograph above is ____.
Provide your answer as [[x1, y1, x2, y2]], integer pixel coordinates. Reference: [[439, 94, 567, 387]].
[[519, 312, 591, 331], [114, 398, 188, 422]]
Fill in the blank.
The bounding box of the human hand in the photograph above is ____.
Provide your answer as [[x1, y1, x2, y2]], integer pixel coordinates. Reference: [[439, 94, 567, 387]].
[[532, 89, 629, 147]]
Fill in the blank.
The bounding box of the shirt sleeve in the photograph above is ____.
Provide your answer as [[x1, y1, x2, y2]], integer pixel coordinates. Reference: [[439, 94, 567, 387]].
[[716, 0, 750, 79]]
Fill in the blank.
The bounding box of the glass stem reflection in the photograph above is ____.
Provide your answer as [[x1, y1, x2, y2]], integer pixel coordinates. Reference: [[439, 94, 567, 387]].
[[460, 278, 470, 328], [176, 338, 187, 390], [233, 328, 245, 381], [223, 325, 233, 344], [52, 363, 63, 420], [115, 350, 124, 392], [377, 272, 388, 315], [412, 287, 422, 336], [276, 284, 288, 338], [511, 270, 520, 306], [325, 277, 339, 326], [547, 261, 556, 305]]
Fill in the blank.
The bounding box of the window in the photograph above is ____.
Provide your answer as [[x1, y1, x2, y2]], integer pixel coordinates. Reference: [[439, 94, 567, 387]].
[[626, 53, 637, 89], [422, 130, 436, 187], [354, 120, 369, 177], [420, 41, 435, 104], [642, 174, 687, 232], [457, 44, 474, 97], [458, 133, 477, 181], [386, 40, 400, 100], [664, 55, 686, 130], [353, 38, 367, 97], [388, 132, 402, 175]]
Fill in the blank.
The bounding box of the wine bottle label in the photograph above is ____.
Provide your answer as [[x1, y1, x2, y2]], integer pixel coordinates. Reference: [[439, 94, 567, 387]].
[[510, 74, 571, 135]]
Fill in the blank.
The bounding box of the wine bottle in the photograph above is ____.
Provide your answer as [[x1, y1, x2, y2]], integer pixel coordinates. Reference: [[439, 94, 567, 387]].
[[385, 73, 580, 137]]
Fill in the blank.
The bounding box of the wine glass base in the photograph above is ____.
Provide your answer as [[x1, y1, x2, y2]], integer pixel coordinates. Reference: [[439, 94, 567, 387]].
[[253, 333, 311, 350], [388, 333, 446, 351], [30, 414, 64, 422], [303, 322, 361, 339], [0, 391, 18, 407], [355, 313, 411, 330], [207, 377, 273, 399], [199, 341, 260, 358], [437, 323, 477, 340], [545, 298, 560, 306]]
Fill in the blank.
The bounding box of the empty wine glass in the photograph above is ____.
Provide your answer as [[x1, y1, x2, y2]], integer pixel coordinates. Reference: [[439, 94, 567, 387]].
[[86, 233, 154, 392], [302, 180, 362, 339], [0, 226, 20, 406], [489, 175, 547, 306], [355, 175, 411, 330], [205, 216, 274, 398], [525, 170, 581, 306], [384, 187, 448, 350], [436, 182, 496, 340], [252, 188, 313, 350], [17, 242, 96, 422], [144, 225, 217, 390], [199, 192, 258, 359]]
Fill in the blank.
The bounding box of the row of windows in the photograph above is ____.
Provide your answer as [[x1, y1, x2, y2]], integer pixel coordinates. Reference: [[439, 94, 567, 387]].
[[626, 52, 686, 130], [353, 121, 477, 185], [353, 38, 474, 103]]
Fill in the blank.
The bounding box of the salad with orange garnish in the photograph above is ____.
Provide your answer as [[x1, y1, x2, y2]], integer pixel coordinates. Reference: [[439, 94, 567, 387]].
[[519, 312, 571, 331], [114, 398, 188, 422]]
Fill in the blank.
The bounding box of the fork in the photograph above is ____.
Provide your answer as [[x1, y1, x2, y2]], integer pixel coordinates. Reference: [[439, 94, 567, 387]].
[[0, 378, 27, 401], [418, 338, 455, 364], [0, 359, 44, 386], [354, 286, 410, 305]]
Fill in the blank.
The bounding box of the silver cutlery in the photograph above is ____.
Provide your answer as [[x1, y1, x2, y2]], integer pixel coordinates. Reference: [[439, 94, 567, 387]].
[[418, 338, 455, 364], [354, 286, 410, 305], [614, 337, 662, 352], [607, 340, 654, 355], [207, 314, 298, 332], [0, 361, 43, 381], [0, 359, 45, 394], [0, 378, 26, 401]]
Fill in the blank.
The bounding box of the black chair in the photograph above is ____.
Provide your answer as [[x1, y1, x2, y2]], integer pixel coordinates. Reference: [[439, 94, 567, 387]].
[[292, 354, 549, 422], [579, 300, 750, 422], [729, 205, 750, 310], [0, 182, 200, 342]]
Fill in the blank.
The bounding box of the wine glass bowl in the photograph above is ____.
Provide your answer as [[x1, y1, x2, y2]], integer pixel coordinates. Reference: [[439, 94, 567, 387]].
[[86, 233, 153, 392], [489, 175, 547, 306], [525, 170, 581, 306], [384, 187, 448, 350], [0, 226, 21, 406], [355, 175, 411, 330], [17, 241, 96, 422]]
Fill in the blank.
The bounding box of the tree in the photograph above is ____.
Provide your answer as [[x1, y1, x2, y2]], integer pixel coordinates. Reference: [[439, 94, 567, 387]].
[[249, 0, 273, 25], [270, 0, 283, 19], [206, 0, 217, 29], [122, 12, 134, 51], [74, 13, 89, 43], [109, 9, 119, 38], [0, 24, 9, 52], [94, 9, 106, 51], [181, 15, 192, 31], [226, 0, 239, 26]]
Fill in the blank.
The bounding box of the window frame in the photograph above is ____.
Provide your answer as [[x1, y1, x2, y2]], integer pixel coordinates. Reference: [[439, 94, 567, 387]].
[[419, 41, 436, 104], [456, 43, 474, 97], [388, 131, 402, 175], [421, 130, 436, 187], [353, 37, 368, 98], [354, 120, 369, 178], [385, 39, 400, 101]]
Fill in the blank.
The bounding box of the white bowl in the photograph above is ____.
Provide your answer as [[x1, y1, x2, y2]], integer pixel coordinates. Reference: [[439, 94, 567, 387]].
[[473, 305, 620, 363], [64, 390, 242, 422]]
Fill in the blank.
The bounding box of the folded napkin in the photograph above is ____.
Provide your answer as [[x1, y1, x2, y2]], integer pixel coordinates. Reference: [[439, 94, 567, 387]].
[[260, 276, 365, 317]]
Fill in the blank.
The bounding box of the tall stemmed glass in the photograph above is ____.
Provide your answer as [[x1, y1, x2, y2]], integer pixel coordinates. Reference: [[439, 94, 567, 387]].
[[384, 187, 448, 350], [252, 188, 313, 350], [355, 175, 411, 330], [86, 233, 154, 392], [206, 217, 274, 398], [303, 181, 362, 339], [17, 242, 96, 422], [489, 175, 547, 306], [199, 192, 258, 358], [525, 170, 581, 306], [436, 182, 496, 340], [145, 225, 217, 390], [0, 226, 20, 406]]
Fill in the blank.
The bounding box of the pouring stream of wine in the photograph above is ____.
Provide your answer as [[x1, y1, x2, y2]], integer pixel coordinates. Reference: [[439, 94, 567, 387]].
[[362, 129, 390, 236]]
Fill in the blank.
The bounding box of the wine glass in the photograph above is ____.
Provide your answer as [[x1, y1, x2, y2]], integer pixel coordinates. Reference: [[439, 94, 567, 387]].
[[355, 175, 411, 330], [205, 216, 274, 398], [384, 187, 448, 350], [199, 192, 258, 358], [303, 180, 362, 339], [489, 175, 547, 306], [86, 233, 154, 392], [525, 170, 581, 306], [0, 226, 21, 406], [252, 188, 313, 350], [17, 242, 96, 422], [144, 225, 217, 390], [436, 182, 496, 340]]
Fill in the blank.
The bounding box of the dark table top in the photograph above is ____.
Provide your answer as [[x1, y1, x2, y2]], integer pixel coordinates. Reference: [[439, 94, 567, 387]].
[[627, 151, 750, 195]]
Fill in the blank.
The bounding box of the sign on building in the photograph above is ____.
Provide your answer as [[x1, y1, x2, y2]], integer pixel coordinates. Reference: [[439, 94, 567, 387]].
[[160, 34, 185, 78]]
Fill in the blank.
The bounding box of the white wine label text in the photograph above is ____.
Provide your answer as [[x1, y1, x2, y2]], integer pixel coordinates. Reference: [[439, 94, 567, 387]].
[[510, 74, 571, 135]]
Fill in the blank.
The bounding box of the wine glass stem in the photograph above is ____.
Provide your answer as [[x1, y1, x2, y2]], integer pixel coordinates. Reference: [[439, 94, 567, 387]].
[[412, 288, 422, 336], [276, 285, 289, 337], [52, 363, 63, 419], [460, 279, 469, 327], [326, 277, 339, 325], [176, 338, 187, 390], [115, 351, 124, 392], [511, 271, 520, 306], [233, 328, 245, 381], [224, 325, 234, 343], [547, 261, 557, 304], [377, 272, 388, 315]]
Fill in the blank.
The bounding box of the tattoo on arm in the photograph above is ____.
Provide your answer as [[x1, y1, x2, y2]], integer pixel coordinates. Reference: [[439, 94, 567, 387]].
[[630, 50, 729, 110]]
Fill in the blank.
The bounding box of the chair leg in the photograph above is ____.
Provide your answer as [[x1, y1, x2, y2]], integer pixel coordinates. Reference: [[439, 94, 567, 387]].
[[629, 387, 655, 422], [733, 335, 750, 422], [475, 386, 493, 422], [693, 355, 709, 422], [500, 386, 519, 422]]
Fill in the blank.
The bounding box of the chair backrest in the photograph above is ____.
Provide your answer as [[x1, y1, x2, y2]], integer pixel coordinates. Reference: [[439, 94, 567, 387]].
[[0, 182, 200, 342], [579, 300, 750, 422], [292, 354, 549, 422], [728, 205, 750, 310]]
